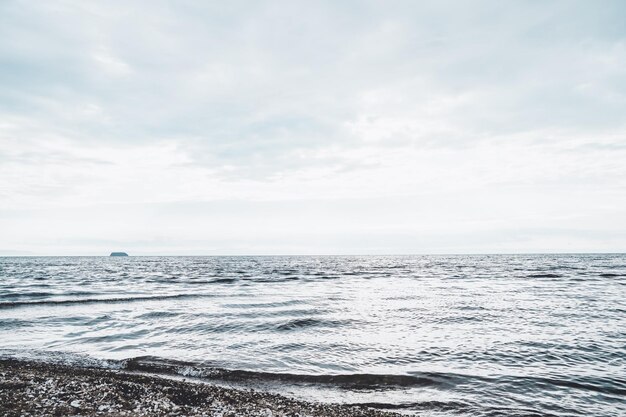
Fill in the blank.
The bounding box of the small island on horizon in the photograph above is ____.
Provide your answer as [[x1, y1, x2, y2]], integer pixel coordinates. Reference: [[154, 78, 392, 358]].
[[110, 252, 129, 257]]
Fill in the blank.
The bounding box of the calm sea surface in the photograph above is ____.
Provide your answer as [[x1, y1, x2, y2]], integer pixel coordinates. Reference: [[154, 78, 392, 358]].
[[1, 255, 624, 416]]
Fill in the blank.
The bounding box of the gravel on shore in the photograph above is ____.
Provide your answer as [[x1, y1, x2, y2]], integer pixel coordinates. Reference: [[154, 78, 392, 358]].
[[0, 359, 407, 417]]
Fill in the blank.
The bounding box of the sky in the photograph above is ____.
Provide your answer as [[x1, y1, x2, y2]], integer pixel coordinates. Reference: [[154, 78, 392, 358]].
[[1, 0, 625, 255]]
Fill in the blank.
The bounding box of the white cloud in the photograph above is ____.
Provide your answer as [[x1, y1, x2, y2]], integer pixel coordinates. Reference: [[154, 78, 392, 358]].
[[1, 0, 625, 254]]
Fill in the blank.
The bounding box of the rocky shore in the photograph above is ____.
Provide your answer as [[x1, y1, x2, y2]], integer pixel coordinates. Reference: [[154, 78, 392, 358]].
[[0, 359, 405, 417]]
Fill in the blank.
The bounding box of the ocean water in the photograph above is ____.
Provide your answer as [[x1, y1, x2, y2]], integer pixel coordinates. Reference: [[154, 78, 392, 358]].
[[1, 255, 624, 416]]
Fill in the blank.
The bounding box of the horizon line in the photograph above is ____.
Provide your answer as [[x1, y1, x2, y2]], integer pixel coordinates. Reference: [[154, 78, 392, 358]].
[[1, 252, 625, 257]]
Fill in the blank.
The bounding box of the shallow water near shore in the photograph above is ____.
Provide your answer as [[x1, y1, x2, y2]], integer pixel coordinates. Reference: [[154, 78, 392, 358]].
[[1, 255, 625, 416]]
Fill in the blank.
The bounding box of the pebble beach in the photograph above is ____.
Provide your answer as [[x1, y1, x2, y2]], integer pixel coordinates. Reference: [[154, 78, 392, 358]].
[[0, 359, 404, 417]]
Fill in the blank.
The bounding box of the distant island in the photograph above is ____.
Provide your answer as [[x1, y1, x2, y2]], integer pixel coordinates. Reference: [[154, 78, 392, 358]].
[[109, 252, 129, 257]]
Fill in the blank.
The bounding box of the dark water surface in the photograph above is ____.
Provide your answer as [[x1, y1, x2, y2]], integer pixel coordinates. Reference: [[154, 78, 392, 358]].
[[1, 255, 625, 416]]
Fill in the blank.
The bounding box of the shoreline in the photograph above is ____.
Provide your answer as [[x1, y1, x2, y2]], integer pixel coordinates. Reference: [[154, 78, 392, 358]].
[[0, 359, 406, 416]]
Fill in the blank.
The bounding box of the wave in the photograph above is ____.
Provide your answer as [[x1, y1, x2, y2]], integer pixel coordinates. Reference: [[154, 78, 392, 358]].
[[0, 349, 123, 370], [347, 400, 473, 412], [123, 356, 455, 389], [505, 374, 626, 396], [526, 273, 563, 278], [274, 318, 348, 331], [209, 278, 237, 284], [0, 293, 214, 309], [222, 300, 304, 309], [110, 356, 626, 396], [3, 351, 624, 416], [2, 352, 452, 389]]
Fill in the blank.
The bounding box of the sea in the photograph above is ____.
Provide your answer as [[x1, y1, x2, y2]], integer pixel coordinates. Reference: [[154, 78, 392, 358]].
[[0, 255, 624, 416]]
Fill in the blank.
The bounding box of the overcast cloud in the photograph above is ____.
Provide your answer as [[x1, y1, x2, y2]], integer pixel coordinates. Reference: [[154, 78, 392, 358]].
[[1, 0, 625, 255]]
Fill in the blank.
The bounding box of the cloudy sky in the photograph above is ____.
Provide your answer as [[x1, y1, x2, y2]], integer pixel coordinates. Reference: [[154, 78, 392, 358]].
[[1, 0, 625, 255]]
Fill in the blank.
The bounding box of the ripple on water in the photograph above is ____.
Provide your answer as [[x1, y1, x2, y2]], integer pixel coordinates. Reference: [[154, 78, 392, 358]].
[[0, 254, 624, 416]]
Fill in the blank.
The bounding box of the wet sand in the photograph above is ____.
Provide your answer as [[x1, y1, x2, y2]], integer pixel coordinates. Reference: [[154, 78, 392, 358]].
[[0, 359, 404, 416]]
